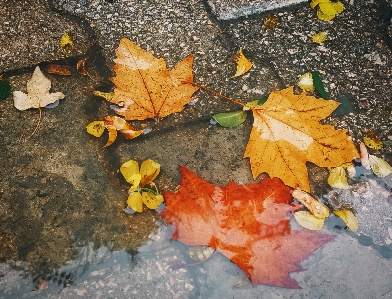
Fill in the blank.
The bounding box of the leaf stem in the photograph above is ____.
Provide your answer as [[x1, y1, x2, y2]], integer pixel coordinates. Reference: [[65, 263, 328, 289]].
[[21, 107, 42, 141], [187, 82, 246, 107]]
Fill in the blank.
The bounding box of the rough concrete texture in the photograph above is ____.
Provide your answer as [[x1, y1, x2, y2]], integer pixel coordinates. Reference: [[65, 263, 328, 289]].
[[0, 0, 95, 73], [1, 0, 392, 298]]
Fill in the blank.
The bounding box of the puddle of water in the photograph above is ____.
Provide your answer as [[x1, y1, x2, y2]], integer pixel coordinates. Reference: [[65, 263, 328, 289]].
[[1, 169, 392, 298]]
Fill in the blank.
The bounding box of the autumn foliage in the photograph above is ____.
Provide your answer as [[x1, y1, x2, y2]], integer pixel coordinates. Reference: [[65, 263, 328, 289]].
[[109, 38, 199, 120], [160, 167, 335, 288], [245, 87, 359, 192]]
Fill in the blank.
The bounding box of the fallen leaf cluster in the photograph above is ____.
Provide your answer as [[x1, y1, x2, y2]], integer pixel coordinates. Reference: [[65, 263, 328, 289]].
[[87, 38, 199, 146]]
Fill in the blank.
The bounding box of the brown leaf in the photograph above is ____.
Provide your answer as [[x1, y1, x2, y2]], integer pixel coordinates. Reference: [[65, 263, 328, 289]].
[[44, 64, 71, 76], [160, 166, 335, 288], [108, 38, 199, 120], [76, 59, 91, 77], [244, 86, 359, 192]]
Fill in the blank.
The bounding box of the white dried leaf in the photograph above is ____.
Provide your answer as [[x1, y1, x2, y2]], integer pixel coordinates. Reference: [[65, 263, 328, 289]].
[[13, 66, 65, 110]]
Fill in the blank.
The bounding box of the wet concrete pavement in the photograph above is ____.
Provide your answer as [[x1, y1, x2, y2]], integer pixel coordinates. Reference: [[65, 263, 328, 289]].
[[1, 0, 392, 298]]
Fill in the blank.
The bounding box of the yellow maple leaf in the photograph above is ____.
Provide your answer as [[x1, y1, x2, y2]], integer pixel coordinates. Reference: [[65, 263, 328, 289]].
[[59, 32, 73, 49], [108, 38, 199, 120], [232, 47, 253, 78], [312, 31, 328, 44], [244, 87, 359, 192]]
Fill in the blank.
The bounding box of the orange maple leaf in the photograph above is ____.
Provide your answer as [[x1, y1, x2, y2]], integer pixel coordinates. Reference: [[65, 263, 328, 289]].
[[244, 86, 359, 192], [108, 38, 199, 120], [160, 166, 335, 288]]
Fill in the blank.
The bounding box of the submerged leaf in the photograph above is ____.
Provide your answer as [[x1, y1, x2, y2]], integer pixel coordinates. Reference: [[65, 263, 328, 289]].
[[328, 166, 349, 189], [292, 189, 330, 219], [369, 155, 392, 177], [232, 47, 252, 78], [334, 209, 358, 231], [160, 167, 335, 288], [77, 59, 91, 77], [294, 211, 325, 230], [212, 111, 247, 128]]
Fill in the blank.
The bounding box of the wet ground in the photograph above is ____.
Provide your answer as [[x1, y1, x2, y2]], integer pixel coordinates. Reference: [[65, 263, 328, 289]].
[[1, 0, 392, 298]]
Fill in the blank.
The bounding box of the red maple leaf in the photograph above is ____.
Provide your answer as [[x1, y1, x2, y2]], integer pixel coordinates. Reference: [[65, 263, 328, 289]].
[[160, 166, 335, 289]]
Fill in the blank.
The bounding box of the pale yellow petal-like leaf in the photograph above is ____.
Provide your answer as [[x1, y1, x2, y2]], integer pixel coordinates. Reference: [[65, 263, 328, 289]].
[[139, 159, 160, 186], [331, 1, 344, 13], [294, 211, 325, 230], [298, 72, 314, 92], [334, 209, 358, 231], [120, 160, 140, 183], [141, 192, 164, 209], [86, 121, 105, 137], [312, 31, 328, 44], [328, 166, 349, 189], [232, 47, 252, 78], [292, 189, 330, 219], [127, 192, 143, 212], [128, 174, 142, 191], [369, 155, 392, 177], [317, 10, 335, 21]]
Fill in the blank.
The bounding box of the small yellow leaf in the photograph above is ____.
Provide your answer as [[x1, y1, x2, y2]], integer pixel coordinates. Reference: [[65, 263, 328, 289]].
[[298, 72, 315, 92], [127, 192, 143, 212], [120, 160, 140, 183], [86, 121, 105, 137], [142, 192, 164, 209], [311, 0, 344, 21], [334, 209, 358, 231], [59, 32, 73, 49], [93, 90, 113, 101], [140, 159, 161, 186], [328, 166, 349, 189], [232, 47, 252, 78], [128, 174, 142, 191], [363, 130, 383, 150], [317, 10, 335, 21], [369, 155, 392, 177], [294, 211, 325, 230], [292, 189, 330, 219], [312, 31, 328, 44]]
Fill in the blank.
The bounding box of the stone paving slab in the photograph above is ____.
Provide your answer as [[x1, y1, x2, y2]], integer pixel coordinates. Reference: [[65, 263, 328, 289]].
[[207, 0, 307, 20], [0, 0, 95, 73]]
